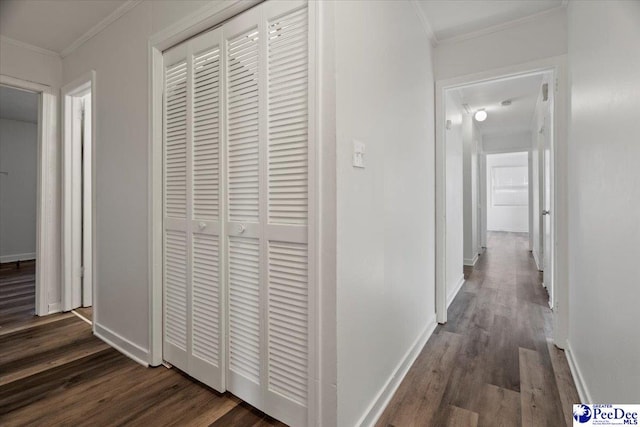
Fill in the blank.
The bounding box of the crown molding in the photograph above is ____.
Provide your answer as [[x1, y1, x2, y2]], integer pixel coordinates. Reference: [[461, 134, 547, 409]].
[[410, 0, 437, 47], [436, 5, 567, 47], [0, 35, 60, 58], [61, 0, 143, 58]]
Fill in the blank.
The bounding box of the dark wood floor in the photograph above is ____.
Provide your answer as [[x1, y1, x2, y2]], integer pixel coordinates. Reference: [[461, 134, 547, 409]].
[[377, 231, 579, 427], [0, 260, 285, 426], [1, 232, 579, 426], [0, 260, 36, 330]]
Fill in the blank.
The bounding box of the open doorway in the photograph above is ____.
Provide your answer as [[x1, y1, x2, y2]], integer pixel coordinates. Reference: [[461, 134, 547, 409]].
[[0, 85, 38, 324], [0, 74, 58, 321], [435, 58, 566, 347], [62, 72, 95, 325]]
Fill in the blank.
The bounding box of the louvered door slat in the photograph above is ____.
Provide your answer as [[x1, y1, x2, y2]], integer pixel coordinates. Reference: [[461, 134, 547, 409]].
[[193, 47, 221, 221], [228, 28, 260, 223], [267, 5, 308, 227], [267, 241, 308, 406], [192, 234, 219, 365], [228, 236, 261, 384]]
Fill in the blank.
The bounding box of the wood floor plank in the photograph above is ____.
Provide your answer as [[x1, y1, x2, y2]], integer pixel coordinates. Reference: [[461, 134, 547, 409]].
[[547, 340, 581, 427], [376, 232, 578, 427], [444, 405, 478, 427], [474, 383, 521, 427], [519, 347, 565, 427], [375, 331, 464, 427]]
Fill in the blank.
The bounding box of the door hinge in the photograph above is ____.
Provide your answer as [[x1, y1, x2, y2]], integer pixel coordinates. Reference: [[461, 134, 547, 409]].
[[555, 78, 559, 93], [80, 266, 85, 278]]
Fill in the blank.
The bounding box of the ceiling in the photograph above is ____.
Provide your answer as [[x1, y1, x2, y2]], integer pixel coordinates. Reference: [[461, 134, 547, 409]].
[[0, 85, 39, 123], [454, 73, 544, 136], [417, 0, 564, 42], [0, 0, 127, 54]]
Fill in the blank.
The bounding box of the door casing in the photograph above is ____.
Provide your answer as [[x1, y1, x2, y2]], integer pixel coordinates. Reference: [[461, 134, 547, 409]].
[[435, 55, 569, 349]]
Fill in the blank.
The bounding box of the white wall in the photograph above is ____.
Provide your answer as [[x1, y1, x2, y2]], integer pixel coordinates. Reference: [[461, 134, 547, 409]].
[[0, 118, 37, 262], [61, 0, 224, 357], [482, 131, 532, 154], [462, 115, 479, 265], [444, 92, 464, 303], [333, 1, 435, 425], [0, 38, 62, 88], [486, 152, 529, 233], [567, 0, 640, 403], [434, 7, 567, 80]]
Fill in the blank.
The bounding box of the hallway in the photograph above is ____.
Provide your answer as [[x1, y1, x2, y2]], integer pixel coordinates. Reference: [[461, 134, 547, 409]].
[[377, 232, 579, 426]]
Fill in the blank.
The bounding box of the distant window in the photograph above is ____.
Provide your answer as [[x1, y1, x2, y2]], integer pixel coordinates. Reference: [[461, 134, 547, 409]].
[[491, 166, 528, 206]]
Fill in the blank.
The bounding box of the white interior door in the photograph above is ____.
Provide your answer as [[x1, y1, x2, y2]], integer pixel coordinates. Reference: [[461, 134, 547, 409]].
[[162, 27, 225, 391], [162, 3, 311, 423], [224, 2, 310, 425]]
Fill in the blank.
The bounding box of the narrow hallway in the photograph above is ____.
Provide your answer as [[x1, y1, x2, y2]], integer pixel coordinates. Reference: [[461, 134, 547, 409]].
[[377, 232, 579, 426]]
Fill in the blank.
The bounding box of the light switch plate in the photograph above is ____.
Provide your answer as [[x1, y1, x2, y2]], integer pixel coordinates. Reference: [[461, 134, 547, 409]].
[[353, 140, 365, 168]]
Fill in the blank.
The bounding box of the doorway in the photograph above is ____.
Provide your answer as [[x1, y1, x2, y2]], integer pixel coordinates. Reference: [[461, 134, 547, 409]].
[[0, 74, 58, 319], [62, 72, 95, 322], [435, 57, 567, 347], [0, 85, 38, 324]]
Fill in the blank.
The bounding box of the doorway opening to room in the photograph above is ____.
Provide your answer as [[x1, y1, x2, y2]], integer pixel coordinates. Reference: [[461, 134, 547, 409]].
[[0, 74, 58, 323], [435, 58, 566, 346], [62, 72, 95, 325], [0, 85, 39, 325]]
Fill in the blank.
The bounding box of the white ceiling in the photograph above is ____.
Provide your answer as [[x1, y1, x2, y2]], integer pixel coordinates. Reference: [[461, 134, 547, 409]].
[[454, 73, 544, 136], [417, 0, 564, 42], [0, 85, 39, 123], [0, 0, 127, 54]]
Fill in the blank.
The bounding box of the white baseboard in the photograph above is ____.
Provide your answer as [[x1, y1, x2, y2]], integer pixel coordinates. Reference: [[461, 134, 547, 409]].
[[463, 253, 478, 267], [0, 252, 36, 263], [95, 322, 149, 367], [564, 340, 592, 404], [48, 302, 61, 314], [358, 315, 438, 427], [533, 250, 542, 271], [447, 275, 466, 309]]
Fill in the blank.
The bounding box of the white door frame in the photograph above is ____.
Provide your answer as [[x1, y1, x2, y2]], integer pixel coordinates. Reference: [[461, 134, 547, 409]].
[[435, 56, 569, 348], [0, 74, 58, 316], [61, 71, 96, 316], [147, 1, 326, 425]]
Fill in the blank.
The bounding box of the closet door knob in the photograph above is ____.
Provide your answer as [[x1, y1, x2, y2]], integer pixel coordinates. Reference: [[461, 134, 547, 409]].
[[238, 224, 246, 234], [199, 222, 207, 229]]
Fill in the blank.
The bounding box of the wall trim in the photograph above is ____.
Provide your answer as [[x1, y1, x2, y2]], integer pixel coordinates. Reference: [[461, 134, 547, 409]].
[[0, 252, 36, 263], [60, 0, 143, 58], [436, 6, 567, 46], [463, 254, 478, 267], [95, 322, 149, 367], [0, 35, 60, 58], [447, 275, 466, 309], [533, 250, 542, 271], [565, 340, 593, 404], [358, 315, 438, 427], [409, 0, 436, 46], [48, 302, 61, 314]]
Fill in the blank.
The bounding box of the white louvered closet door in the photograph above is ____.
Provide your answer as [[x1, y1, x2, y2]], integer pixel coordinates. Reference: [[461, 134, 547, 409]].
[[163, 27, 225, 392], [163, 1, 312, 424], [224, 1, 310, 426]]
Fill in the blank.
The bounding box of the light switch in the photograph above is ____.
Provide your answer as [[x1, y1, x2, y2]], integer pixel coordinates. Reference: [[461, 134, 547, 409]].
[[353, 140, 365, 168]]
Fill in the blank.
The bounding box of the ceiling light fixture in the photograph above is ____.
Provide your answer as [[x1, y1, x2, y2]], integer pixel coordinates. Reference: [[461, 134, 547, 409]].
[[474, 109, 487, 122]]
